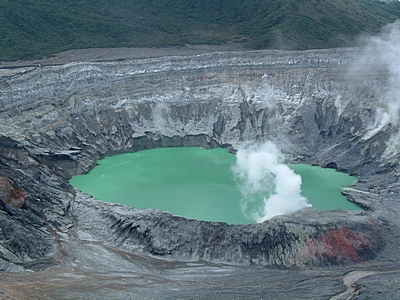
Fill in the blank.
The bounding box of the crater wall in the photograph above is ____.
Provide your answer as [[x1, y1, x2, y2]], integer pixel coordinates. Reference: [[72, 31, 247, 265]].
[[0, 48, 399, 272]]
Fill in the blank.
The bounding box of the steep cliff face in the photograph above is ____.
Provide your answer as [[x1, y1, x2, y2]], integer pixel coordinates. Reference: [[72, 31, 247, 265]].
[[0, 48, 399, 273]]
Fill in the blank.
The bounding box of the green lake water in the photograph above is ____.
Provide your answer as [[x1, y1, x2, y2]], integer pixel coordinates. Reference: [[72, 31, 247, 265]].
[[70, 147, 360, 224]]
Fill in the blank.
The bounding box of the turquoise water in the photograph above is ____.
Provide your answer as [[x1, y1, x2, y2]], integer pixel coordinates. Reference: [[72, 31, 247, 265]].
[[288, 164, 360, 211], [70, 147, 360, 224]]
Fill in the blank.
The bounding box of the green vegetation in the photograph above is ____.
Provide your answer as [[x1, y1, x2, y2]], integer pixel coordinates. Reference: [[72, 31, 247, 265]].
[[1, 0, 399, 61]]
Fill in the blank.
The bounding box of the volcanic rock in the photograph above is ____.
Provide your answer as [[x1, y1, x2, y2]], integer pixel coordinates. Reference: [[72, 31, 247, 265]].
[[0, 47, 400, 298]]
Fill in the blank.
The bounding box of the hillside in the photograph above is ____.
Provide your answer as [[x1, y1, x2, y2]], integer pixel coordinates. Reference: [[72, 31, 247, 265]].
[[1, 0, 400, 61]]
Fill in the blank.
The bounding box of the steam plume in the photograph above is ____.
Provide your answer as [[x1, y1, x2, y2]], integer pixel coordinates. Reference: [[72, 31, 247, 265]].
[[232, 141, 311, 223], [354, 21, 400, 136]]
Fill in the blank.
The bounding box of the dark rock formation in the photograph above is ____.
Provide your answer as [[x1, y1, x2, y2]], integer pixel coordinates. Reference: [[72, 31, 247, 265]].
[[74, 193, 386, 267], [1, 47, 400, 298]]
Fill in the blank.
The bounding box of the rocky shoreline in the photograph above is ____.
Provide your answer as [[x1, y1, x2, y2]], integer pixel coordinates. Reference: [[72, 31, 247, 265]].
[[0, 47, 399, 298]]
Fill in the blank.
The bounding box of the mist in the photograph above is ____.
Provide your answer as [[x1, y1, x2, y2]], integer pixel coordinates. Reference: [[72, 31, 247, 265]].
[[232, 141, 311, 223], [353, 21, 400, 136]]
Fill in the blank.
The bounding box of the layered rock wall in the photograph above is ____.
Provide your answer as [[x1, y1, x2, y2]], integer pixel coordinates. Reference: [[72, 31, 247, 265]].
[[0, 48, 399, 271]]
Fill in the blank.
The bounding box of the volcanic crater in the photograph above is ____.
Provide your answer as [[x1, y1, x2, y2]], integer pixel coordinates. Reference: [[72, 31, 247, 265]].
[[0, 46, 400, 299]]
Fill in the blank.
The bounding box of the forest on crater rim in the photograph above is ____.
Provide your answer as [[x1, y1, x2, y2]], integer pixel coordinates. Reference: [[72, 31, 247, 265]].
[[1, 0, 400, 61]]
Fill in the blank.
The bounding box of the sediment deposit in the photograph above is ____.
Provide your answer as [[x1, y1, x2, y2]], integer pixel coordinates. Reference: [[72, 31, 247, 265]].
[[0, 47, 399, 299]]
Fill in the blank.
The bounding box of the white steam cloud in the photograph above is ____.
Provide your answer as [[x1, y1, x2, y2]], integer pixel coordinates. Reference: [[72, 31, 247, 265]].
[[232, 141, 311, 223], [354, 21, 400, 137]]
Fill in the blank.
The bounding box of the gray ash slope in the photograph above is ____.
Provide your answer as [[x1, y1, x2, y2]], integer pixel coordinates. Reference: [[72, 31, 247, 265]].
[[0, 47, 400, 298]]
